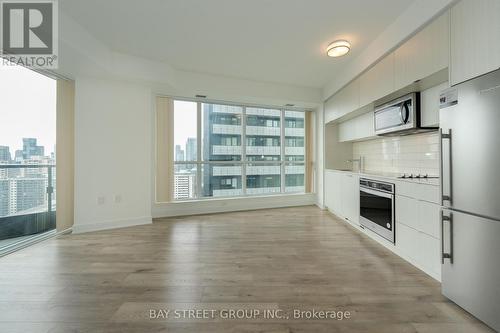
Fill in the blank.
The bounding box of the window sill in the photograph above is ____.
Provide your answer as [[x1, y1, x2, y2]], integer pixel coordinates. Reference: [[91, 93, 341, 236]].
[[152, 192, 316, 218], [170, 192, 307, 204]]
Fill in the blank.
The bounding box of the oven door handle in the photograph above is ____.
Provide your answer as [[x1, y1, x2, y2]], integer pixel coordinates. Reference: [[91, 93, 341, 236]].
[[360, 187, 394, 199]]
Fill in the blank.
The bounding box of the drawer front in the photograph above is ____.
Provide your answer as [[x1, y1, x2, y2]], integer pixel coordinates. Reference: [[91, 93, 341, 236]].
[[395, 180, 440, 204], [396, 195, 418, 230], [418, 200, 441, 238], [418, 184, 440, 204]]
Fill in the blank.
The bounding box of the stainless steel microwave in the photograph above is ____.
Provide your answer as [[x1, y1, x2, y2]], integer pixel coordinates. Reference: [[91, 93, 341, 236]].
[[374, 92, 436, 135]]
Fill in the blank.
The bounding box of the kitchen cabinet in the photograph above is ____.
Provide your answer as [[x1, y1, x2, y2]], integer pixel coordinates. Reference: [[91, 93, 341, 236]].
[[324, 95, 339, 124], [396, 180, 440, 204], [338, 111, 375, 142], [420, 82, 448, 127], [397, 221, 441, 279], [324, 171, 441, 280], [396, 194, 441, 239], [340, 173, 359, 225], [396, 222, 420, 262], [394, 12, 449, 90], [324, 79, 360, 123], [325, 171, 359, 225], [395, 187, 442, 280], [359, 53, 395, 107], [324, 171, 342, 214], [450, 0, 500, 85], [326, 12, 449, 124]]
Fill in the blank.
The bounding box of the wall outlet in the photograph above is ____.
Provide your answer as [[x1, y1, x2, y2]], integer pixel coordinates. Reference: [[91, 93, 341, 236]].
[[114, 195, 122, 204], [97, 196, 106, 205]]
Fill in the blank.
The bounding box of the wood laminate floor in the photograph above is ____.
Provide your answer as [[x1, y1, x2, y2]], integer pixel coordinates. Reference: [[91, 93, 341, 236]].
[[0, 206, 493, 333]]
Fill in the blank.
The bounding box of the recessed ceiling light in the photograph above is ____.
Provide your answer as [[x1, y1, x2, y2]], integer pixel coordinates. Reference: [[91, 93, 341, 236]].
[[326, 40, 351, 58]]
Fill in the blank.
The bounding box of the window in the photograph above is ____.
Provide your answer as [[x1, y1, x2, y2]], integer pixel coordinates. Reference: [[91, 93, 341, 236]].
[[171, 100, 308, 200], [173, 101, 198, 200]]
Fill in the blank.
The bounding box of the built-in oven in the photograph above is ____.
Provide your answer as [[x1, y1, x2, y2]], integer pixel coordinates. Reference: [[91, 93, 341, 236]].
[[359, 178, 395, 243]]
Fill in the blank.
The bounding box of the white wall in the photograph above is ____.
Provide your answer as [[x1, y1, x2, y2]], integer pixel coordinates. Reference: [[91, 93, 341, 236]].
[[315, 105, 324, 208], [73, 77, 152, 232]]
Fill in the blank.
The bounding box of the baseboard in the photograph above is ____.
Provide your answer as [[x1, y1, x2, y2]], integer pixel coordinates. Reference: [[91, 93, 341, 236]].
[[152, 193, 316, 218], [72, 216, 152, 234]]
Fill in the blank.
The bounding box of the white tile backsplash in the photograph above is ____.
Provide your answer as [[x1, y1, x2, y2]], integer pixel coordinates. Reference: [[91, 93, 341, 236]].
[[353, 132, 440, 175]]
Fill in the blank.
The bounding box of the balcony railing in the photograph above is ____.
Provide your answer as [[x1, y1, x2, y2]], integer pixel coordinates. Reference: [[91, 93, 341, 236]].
[[0, 164, 56, 241]]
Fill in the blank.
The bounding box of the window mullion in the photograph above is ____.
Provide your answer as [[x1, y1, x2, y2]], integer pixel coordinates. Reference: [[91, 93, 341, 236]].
[[196, 102, 202, 198], [280, 108, 285, 193], [241, 106, 247, 195]]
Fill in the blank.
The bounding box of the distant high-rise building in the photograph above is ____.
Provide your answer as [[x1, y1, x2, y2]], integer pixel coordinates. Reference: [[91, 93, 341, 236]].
[[0, 146, 11, 162], [175, 145, 185, 162], [22, 138, 44, 159], [0, 180, 9, 217], [185, 138, 197, 161], [174, 171, 195, 199], [14, 150, 23, 161], [0, 138, 55, 218], [201, 105, 305, 197]]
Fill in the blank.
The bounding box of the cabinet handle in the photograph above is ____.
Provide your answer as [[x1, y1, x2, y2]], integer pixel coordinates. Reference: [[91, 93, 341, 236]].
[[441, 211, 453, 264], [440, 129, 452, 205]]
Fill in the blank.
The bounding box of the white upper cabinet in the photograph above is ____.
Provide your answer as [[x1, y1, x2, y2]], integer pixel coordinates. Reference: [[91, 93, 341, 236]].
[[450, 0, 500, 85], [324, 79, 360, 123], [338, 111, 375, 142], [325, 12, 451, 124], [420, 81, 449, 127], [359, 53, 395, 107], [395, 12, 450, 90], [324, 95, 339, 124]]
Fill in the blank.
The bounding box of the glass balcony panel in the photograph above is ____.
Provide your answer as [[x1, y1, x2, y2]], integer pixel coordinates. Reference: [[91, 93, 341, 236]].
[[246, 163, 281, 195], [285, 163, 305, 193], [201, 164, 242, 198], [245, 107, 282, 162], [0, 165, 56, 248], [285, 110, 305, 162], [202, 103, 243, 162]]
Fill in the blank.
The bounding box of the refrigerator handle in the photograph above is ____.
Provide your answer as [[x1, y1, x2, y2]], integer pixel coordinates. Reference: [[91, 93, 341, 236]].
[[440, 129, 452, 205], [441, 211, 453, 264]]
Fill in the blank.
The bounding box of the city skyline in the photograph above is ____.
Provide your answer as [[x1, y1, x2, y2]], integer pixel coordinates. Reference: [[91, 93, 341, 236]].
[[0, 137, 54, 163]]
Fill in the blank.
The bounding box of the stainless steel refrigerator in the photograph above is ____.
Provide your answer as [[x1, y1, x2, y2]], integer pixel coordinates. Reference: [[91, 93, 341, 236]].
[[439, 69, 500, 332]]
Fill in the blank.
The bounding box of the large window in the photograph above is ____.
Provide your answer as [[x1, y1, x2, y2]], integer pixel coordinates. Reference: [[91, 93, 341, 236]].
[[172, 100, 307, 200]]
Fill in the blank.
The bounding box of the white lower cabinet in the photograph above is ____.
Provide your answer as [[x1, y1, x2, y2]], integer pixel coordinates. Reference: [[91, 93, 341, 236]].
[[396, 222, 419, 262], [340, 174, 359, 225], [325, 171, 342, 215], [396, 192, 441, 280], [325, 171, 358, 225], [396, 222, 441, 280], [325, 170, 441, 280], [417, 231, 441, 279]]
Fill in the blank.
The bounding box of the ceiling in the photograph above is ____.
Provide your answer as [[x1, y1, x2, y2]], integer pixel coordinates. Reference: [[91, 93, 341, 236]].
[[60, 0, 415, 89]]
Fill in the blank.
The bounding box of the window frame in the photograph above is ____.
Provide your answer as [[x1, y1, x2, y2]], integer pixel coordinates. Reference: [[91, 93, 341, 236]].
[[171, 98, 308, 201]]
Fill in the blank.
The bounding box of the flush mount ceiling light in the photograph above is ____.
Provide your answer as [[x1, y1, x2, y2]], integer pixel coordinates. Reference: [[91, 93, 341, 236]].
[[326, 40, 351, 57]]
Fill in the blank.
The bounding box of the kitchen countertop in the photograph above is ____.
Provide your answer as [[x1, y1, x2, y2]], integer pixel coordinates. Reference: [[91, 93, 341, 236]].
[[326, 168, 440, 186]]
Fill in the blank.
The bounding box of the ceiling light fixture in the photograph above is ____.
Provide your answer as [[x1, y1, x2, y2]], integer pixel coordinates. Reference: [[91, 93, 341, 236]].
[[326, 40, 351, 58]]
